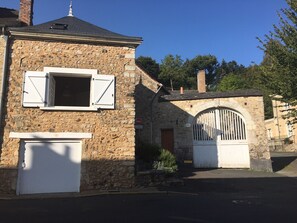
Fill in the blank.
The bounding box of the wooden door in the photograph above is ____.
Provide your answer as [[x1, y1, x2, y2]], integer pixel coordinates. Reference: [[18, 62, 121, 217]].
[[161, 129, 174, 153]]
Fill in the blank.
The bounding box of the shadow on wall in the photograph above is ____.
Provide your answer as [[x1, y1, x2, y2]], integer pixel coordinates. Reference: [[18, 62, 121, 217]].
[[135, 81, 196, 161], [135, 80, 223, 166], [134, 82, 165, 147], [0, 140, 135, 195], [17, 141, 81, 195]]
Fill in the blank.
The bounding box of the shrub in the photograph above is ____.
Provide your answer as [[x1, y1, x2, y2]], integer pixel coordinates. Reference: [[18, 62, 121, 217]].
[[153, 149, 178, 173]]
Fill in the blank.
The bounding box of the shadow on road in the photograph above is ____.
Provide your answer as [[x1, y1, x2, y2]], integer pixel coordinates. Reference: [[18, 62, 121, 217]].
[[270, 152, 297, 172]]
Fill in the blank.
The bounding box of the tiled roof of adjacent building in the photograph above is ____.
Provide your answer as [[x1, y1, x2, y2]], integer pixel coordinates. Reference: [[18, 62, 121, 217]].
[[9, 15, 142, 45], [159, 89, 263, 102]]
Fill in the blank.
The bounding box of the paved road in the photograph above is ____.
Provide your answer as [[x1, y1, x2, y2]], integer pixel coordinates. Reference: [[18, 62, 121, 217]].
[[1, 171, 297, 222], [1, 153, 297, 223]]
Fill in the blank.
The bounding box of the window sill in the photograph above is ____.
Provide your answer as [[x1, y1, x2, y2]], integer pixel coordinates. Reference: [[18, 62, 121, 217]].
[[40, 106, 98, 111]]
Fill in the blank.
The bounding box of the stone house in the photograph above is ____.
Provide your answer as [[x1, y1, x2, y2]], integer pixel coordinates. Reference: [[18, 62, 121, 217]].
[[136, 70, 272, 172], [0, 0, 272, 195], [265, 96, 297, 151], [0, 0, 142, 194]]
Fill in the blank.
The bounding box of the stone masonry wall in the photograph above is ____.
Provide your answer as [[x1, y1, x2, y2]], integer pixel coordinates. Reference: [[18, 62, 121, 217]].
[[135, 66, 163, 145], [0, 38, 137, 193], [154, 96, 272, 171]]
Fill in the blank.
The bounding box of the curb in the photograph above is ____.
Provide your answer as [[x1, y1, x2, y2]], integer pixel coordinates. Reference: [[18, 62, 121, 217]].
[[0, 188, 169, 200]]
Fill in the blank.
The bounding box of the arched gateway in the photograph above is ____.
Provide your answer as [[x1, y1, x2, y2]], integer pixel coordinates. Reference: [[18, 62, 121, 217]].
[[192, 108, 250, 168]]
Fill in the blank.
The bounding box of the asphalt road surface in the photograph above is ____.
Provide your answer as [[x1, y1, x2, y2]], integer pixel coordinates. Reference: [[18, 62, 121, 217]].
[[1, 153, 297, 223], [1, 175, 297, 223]]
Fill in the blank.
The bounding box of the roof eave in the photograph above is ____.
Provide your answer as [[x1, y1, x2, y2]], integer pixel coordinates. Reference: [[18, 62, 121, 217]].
[[9, 30, 143, 47]]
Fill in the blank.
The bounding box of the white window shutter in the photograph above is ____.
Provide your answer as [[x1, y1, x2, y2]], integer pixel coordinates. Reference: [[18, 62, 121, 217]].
[[22, 71, 47, 107], [92, 74, 115, 109], [47, 75, 56, 106]]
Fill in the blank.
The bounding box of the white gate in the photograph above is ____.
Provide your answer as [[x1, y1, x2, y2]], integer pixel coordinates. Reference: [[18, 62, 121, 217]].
[[193, 108, 250, 168]]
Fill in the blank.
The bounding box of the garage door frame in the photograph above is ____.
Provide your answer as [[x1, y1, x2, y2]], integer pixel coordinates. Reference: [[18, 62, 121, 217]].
[[9, 132, 92, 195], [17, 139, 83, 195]]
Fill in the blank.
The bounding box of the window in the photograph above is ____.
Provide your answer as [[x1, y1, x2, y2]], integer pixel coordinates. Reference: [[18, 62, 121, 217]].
[[22, 67, 115, 110], [287, 122, 293, 137], [50, 76, 91, 107]]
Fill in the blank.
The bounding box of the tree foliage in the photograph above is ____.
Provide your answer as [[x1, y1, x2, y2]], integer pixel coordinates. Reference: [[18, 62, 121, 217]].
[[183, 55, 219, 88], [216, 65, 273, 119], [136, 56, 160, 80], [259, 0, 297, 120], [159, 54, 185, 90]]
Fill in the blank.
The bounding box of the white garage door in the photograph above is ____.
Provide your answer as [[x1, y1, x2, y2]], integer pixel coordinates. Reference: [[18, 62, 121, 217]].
[[17, 140, 82, 195], [193, 108, 250, 168]]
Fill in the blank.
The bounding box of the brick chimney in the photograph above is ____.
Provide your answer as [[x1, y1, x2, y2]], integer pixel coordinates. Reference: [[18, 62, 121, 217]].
[[197, 70, 206, 93], [19, 0, 34, 26]]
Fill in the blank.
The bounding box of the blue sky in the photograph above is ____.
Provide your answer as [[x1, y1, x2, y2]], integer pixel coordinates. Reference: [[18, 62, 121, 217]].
[[2, 0, 287, 66]]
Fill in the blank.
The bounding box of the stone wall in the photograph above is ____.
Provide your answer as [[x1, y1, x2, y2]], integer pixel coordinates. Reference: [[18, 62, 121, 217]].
[[134, 66, 164, 145], [153, 96, 272, 171], [0, 38, 137, 193]]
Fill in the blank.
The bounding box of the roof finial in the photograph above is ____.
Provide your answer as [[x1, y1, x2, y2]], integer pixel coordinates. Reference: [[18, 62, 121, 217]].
[[68, 0, 74, 17]]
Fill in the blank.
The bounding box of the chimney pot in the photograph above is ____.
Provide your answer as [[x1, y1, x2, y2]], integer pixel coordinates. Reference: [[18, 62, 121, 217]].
[[180, 87, 184, 94], [19, 0, 34, 26], [197, 70, 206, 93]]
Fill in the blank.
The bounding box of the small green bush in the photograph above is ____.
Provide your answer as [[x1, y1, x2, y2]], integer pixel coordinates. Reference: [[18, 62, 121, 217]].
[[153, 149, 178, 173]]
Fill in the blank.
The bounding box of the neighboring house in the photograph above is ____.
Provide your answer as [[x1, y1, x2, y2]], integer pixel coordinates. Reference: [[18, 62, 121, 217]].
[[0, 0, 142, 194], [265, 96, 297, 150], [136, 69, 272, 172]]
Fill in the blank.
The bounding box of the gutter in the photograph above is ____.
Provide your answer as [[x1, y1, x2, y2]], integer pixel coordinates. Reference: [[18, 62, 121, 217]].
[[9, 31, 142, 47], [0, 34, 8, 137], [150, 84, 163, 144]]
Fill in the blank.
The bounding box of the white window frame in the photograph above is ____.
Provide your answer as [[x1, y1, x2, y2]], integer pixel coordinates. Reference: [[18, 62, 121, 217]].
[[287, 122, 293, 137], [22, 67, 115, 111]]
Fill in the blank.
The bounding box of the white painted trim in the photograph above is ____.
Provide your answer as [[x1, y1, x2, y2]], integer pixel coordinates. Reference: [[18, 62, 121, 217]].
[[9, 132, 92, 139], [40, 106, 97, 111], [44, 67, 98, 75]]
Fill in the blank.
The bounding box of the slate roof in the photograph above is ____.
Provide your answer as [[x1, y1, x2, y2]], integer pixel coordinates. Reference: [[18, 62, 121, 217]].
[[0, 7, 21, 27], [159, 89, 263, 102], [9, 16, 142, 44]]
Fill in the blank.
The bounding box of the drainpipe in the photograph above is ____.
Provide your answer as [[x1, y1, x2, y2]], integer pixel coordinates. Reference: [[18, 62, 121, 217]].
[[150, 84, 163, 144], [0, 33, 9, 134], [274, 99, 282, 149]]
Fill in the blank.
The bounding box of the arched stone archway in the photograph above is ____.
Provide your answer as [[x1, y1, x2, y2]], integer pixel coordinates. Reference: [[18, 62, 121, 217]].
[[187, 99, 255, 130]]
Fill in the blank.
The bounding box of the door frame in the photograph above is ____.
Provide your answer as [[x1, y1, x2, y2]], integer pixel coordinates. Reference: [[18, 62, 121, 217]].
[[161, 128, 174, 153]]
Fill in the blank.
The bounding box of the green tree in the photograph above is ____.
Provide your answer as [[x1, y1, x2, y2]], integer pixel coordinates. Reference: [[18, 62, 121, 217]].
[[159, 54, 185, 90], [136, 56, 160, 80], [259, 0, 297, 120], [215, 60, 245, 83], [183, 55, 218, 89], [216, 64, 273, 119], [216, 73, 250, 92]]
